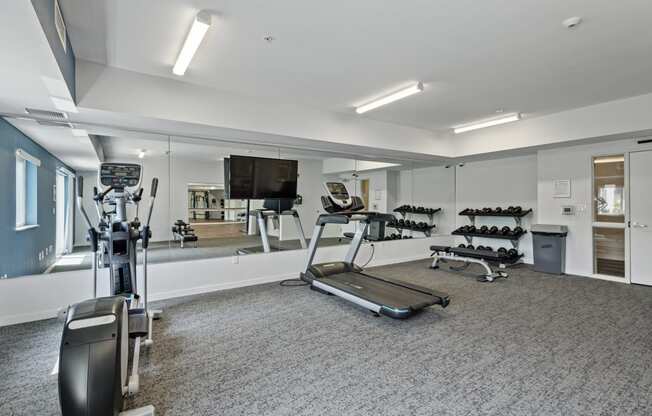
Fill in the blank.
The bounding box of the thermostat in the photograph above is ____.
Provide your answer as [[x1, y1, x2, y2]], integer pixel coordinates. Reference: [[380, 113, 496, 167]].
[[561, 205, 575, 215]]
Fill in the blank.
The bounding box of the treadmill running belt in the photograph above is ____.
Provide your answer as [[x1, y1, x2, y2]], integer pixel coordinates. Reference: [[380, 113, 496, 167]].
[[317, 272, 447, 318]]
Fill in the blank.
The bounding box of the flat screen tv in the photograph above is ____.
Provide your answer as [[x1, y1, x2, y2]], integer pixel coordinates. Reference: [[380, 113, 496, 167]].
[[225, 155, 298, 200]]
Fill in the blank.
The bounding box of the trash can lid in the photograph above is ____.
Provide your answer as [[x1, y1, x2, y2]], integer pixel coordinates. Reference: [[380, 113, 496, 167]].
[[531, 224, 568, 236]]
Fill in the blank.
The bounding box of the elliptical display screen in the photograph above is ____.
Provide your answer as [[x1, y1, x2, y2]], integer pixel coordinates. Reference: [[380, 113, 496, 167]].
[[99, 163, 141, 188]]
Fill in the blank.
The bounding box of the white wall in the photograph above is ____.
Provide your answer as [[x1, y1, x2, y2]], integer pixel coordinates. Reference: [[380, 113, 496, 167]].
[[537, 136, 652, 277], [278, 159, 325, 240], [456, 155, 538, 263], [398, 166, 456, 236], [0, 235, 452, 326]]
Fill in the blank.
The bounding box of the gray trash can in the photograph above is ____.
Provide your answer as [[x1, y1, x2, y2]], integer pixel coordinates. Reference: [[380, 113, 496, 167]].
[[531, 224, 568, 274]]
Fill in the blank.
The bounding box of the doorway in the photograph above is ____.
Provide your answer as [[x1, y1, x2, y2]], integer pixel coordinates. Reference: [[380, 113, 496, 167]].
[[360, 179, 370, 209], [591, 155, 626, 278]]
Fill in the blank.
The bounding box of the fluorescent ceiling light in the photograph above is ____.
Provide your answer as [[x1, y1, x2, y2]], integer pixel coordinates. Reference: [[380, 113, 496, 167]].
[[355, 83, 423, 114], [594, 156, 624, 164], [453, 113, 521, 134], [173, 11, 212, 76]]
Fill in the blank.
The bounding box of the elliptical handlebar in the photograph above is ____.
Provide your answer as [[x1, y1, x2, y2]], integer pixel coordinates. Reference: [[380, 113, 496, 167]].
[[77, 176, 94, 232], [150, 178, 158, 198], [77, 175, 100, 298], [145, 178, 158, 228]]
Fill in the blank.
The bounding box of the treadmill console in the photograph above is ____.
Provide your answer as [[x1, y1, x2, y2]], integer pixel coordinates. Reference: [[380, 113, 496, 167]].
[[99, 163, 142, 189], [324, 182, 352, 208], [322, 182, 364, 213]]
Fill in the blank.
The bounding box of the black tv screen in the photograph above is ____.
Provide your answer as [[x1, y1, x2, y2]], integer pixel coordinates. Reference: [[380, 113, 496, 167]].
[[225, 155, 298, 200]]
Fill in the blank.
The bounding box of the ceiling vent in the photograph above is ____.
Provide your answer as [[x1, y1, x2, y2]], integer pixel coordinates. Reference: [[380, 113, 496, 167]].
[[54, 0, 67, 52], [36, 120, 74, 128], [25, 108, 68, 121]]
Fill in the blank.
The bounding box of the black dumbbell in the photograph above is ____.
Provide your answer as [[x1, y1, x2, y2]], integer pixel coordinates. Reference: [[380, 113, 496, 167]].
[[477, 245, 485, 250], [466, 244, 475, 250], [512, 206, 523, 214], [458, 243, 466, 248], [398, 219, 405, 226], [508, 248, 518, 258], [506, 206, 515, 213], [501, 226, 512, 235], [482, 207, 492, 213], [494, 207, 503, 213], [489, 226, 499, 234], [497, 247, 507, 255], [513, 226, 523, 235], [480, 225, 489, 234], [467, 225, 477, 233], [474, 208, 483, 215]]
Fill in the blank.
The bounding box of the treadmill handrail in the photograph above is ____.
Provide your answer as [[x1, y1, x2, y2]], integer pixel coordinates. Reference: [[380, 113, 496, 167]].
[[316, 211, 395, 225]]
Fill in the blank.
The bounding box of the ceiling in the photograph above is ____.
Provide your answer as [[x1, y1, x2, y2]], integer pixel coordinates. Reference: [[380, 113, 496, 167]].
[[0, 1, 98, 170], [60, 0, 652, 131]]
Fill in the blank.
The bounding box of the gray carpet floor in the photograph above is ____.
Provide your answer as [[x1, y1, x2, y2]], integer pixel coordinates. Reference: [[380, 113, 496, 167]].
[[3, 259, 652, 415]]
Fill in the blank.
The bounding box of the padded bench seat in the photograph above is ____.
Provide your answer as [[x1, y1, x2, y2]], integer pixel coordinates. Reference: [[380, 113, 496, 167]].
[[431, 245, 521, 263]]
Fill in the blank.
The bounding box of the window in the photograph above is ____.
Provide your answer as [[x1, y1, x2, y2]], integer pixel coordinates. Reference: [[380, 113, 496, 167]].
[[16, 149, 40, 229]]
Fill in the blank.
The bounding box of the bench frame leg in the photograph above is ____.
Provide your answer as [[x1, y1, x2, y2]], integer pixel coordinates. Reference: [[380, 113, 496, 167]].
[[430, 251, 509, 282]]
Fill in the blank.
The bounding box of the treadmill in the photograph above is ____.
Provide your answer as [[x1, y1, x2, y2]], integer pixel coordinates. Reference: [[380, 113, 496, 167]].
[[237, 199, 307, 254], [300, 182, 450, 319]]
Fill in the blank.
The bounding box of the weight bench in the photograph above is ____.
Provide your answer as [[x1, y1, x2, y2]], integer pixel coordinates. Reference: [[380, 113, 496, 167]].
[[172, 220, 199, 248], [429, 245, 518, 282]]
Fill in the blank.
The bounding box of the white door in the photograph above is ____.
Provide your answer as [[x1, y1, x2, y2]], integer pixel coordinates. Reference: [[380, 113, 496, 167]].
[[630, 150, 652, 285]]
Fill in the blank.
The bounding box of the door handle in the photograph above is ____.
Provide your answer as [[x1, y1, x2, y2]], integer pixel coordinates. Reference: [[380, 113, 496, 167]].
[[632, 222, 648, 228]]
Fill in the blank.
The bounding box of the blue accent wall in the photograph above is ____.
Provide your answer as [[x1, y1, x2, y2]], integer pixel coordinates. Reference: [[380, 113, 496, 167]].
[[31, 0, 76, 100], [0, 119, 74, 278]]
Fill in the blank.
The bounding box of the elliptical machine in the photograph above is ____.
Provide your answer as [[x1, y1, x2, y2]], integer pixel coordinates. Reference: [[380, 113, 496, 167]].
[[59, 163, 159, 416]]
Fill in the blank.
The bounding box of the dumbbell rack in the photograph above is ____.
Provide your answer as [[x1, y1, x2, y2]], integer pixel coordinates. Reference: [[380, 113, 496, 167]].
[[453, 209, 532, 250], [390, 207, 441, 238]]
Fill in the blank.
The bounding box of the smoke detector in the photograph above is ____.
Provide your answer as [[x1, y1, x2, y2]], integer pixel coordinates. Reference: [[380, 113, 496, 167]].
[[562, 17, 582, 29]]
